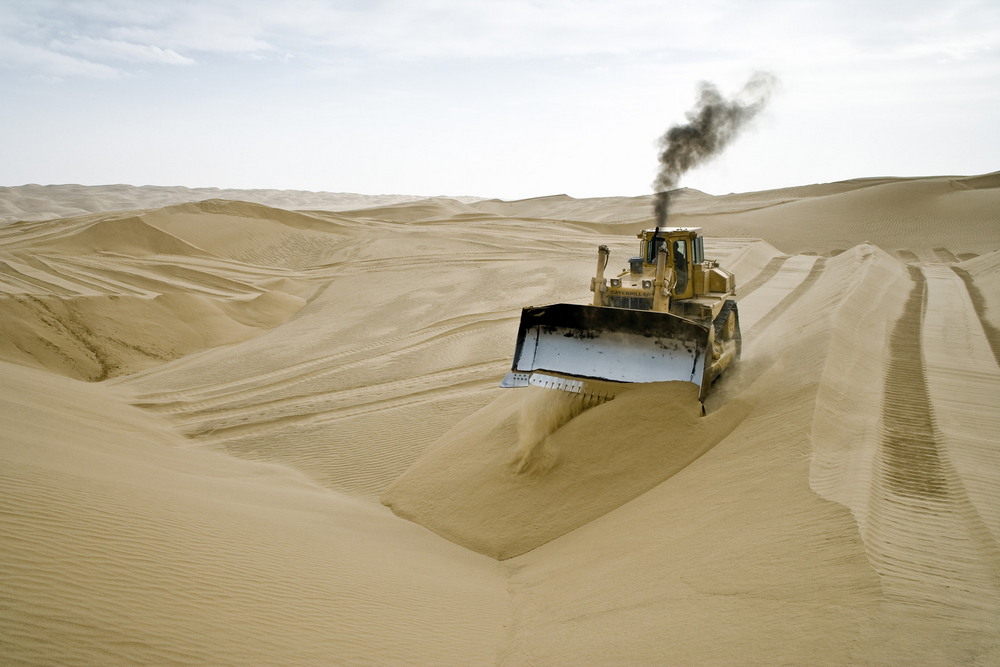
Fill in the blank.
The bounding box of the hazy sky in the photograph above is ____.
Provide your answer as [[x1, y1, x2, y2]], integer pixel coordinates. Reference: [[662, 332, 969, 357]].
[[1, 0, 997, 199]]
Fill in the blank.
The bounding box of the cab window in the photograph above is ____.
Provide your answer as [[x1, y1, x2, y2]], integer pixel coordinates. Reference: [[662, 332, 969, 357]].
[[645, 238, 657, 263], [673, 239, 689, 293]]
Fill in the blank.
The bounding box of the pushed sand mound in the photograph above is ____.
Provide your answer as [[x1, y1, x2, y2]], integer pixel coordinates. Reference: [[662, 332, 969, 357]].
[[384, 382, 753, 559]]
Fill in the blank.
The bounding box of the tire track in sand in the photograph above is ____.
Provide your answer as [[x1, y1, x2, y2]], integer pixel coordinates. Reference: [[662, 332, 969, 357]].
[[737, 255, 823, 334], [736, 255, 788, 299], [951, 265, 1000, 368], [869, 265, 1000, 617], [746, 257, 826, 338], [921, 264, 1000, 544], [879, 267, 946, 499], [132, 311, 515, 408]]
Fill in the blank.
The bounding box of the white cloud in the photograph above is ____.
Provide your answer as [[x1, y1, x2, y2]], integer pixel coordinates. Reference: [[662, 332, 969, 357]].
[[1, 0, 997, 196], [51, 37, 195, 66], [0, 39, 120, 79], [250, 0, 729, 60], [4, 0, 999, 76]]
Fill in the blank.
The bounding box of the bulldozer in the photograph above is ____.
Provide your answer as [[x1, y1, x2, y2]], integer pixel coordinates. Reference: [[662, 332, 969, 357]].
[[501, 227, 741, 402]]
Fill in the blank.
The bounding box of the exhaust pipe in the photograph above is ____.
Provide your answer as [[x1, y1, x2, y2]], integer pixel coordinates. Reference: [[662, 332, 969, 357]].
[[653, 241, 671, 312], [591, 245, 610, 306]]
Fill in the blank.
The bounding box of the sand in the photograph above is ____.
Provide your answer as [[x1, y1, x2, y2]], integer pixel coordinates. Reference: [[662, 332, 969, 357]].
[[1, 175, 999, 663], [0, 183, 478, 224]]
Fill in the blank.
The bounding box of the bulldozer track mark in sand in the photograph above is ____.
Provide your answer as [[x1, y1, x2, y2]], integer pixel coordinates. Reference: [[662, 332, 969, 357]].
[[736, 255, 788, 298], [129, 317, 512, 409], [951, 265, 1000, 368], [307, 249, 572, 276], [0, 218, 94, 247], [127, 321, 471, 401], [12, 255, 140, 296], [747, 257, 827, 338], [193, 385, 499, 499], [408, 314, 517, 346], [734, 254, 821, 334], [151, 361, 502, 431], [29, 253, 156, 296], [0, 256, 88, 296], [63, 252, 307, 296], [879, 266, 947, 500], [104, 251, 308, 280], [921, 264, 1000, 546], [865, 264, 1000, 618], [933, 247, 959, 263], [36, 255, 155, 296], [57, 254, 272, 298], [39, 255, 247, 299], [410, 310, 519, 336], [187, 378, 497, 443], [147, 331, 507, 424]]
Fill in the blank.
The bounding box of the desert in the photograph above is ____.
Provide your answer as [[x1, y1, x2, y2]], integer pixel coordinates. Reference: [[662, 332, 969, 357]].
[[1, 175, 999, 664]]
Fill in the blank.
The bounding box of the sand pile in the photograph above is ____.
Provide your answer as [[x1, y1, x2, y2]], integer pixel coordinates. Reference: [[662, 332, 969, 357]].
[[1, 175, 998, 663], [385, 382, 754, 559]]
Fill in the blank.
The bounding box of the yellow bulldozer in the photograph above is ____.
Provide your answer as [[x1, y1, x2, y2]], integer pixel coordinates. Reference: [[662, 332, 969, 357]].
[[501, 227, 741, 402]]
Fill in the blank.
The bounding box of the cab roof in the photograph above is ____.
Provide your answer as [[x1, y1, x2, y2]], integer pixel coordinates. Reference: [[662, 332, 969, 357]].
[[638, 227, 702, 237]]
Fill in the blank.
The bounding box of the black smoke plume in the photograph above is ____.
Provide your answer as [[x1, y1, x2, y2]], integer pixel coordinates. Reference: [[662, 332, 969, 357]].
[[653, 71, 777, 225]]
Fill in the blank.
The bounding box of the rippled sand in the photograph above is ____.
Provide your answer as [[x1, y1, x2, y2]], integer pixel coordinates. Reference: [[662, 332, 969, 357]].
[[2, 175, 998, 663]]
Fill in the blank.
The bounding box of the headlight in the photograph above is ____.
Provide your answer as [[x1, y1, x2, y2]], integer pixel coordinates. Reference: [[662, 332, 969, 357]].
[[642, 280, 652, 289], [610, 278, 621, 287]]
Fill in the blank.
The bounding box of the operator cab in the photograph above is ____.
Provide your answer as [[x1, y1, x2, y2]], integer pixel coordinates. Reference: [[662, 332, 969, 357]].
[[637, 227, 703, 299]]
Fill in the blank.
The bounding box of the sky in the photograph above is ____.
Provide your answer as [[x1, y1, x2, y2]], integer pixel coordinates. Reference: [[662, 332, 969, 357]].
[[1, 0, 998, 200]]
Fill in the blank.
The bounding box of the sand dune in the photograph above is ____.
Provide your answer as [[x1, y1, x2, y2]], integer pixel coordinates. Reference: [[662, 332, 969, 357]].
[[0, 202, 325, 380], [0, 361, 506, 664], [0, 183, 469, 223], [1, 174, 999, 663]]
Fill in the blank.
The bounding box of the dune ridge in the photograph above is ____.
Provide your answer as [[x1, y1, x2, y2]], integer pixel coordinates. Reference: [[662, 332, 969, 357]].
[[0, 184, 474, 223], [0, 201, 324, 380], [1, 173, 998, 663]]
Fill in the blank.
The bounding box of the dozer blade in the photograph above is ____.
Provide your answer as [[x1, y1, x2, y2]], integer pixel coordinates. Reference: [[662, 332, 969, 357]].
[[502, 303, 712, 399]]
